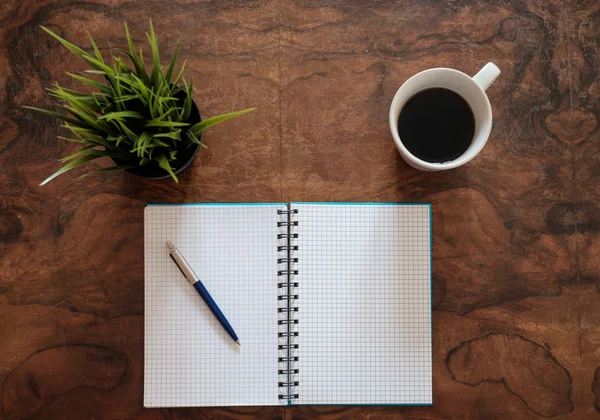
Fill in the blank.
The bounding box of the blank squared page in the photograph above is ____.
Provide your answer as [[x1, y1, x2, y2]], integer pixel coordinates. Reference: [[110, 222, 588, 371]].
[[144, 204, 284, 407], [292, 203, 432, 405]]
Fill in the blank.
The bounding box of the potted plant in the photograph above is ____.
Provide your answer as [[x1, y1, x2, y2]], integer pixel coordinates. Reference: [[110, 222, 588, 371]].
[[25, 22, 254, 185]]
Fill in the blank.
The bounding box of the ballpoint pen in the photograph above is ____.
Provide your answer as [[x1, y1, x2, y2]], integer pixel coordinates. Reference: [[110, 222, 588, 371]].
[[166, 240, 240, 346]]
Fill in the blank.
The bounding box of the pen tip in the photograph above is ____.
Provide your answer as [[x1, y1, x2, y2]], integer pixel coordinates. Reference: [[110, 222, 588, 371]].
[[236, 340, 241, 347], [166, 240, 174, 251]]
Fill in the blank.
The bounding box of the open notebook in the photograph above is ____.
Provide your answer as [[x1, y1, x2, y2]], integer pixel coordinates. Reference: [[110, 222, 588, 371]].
[[144, 203, 432, 407]]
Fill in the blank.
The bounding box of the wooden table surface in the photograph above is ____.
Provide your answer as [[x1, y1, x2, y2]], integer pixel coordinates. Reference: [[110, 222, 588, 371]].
[[1, 0, 599, 419]]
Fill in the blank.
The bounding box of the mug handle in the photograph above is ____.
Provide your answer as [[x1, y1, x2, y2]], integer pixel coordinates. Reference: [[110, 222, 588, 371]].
[[472, 62, 501, 91]]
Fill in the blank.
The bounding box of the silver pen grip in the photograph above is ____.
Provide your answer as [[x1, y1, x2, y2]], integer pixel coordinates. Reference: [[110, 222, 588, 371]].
[[169, 250, 199, 285]]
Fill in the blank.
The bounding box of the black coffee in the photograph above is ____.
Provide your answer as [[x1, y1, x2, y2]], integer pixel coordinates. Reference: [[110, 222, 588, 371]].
[[398, 88, 475, 163]]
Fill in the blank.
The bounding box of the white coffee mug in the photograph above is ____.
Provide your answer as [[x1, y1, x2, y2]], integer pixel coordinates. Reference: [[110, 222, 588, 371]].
[[389, 62, 501, 171]]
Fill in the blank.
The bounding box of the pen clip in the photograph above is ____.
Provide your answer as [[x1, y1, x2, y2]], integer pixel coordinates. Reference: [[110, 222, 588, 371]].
[[169, 253, 189, 282]]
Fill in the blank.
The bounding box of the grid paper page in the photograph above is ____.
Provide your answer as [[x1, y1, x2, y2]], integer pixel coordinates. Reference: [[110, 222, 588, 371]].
[[292, 203, 432, 405], [144, 204, 284, 407]]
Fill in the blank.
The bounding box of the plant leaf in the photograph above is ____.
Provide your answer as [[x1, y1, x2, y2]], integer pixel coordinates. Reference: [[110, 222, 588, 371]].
[[117, 120, 138, 143], [164, 40, 181, 83], [112, 136, 126, 147], [128, 74, 149, 106], [57, 136, 87, 144], [131, 131, 152, 157], [59, 145, 96, 162], [180, 81, 193, 121], [153, 130, 181, 140], [63, 123, 104, 139], [60, 146, 130, 163], [62, 95, 102, 114], [147, 20, 161, 88], [145, 120, 189, 128], [190, 108, 256, 136], [157, 154, 178, 183], [47, 84, 91, 98], [67, 72, 110, 93], [113, 56, 133, 74], [151, 138, 169, 147], [62, 104, 110, 134], [124, 22, 149, 83], [112, 94, 143, 104], [58, 134, 124, 151], [88, 32, 104, 63], [41, 26, 114, 74], [138, 46, 148, 80], [23, 106, 90, 128], [98, 111, 145, 121], [94, 164, 137, 172], [185, 130, 208, 149], [173, 59, 187, 85], [40, 154, 102, 186], [152, 106, 180, 122]]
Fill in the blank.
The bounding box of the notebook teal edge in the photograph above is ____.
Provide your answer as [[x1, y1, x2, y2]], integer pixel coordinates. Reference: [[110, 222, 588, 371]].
[[146, 203, 286, 207], [291, 404, 433, 407], [146, 201, 433, 407], [289, 202, 433, 407], [290, 202, 431, 206]]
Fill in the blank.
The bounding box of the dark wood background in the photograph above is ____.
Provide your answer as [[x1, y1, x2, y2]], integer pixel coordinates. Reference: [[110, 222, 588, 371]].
[[1, 0, 599, 418]]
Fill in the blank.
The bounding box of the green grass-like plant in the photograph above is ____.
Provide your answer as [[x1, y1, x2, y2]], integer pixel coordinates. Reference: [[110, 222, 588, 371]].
[[25, 22, 255, 185]]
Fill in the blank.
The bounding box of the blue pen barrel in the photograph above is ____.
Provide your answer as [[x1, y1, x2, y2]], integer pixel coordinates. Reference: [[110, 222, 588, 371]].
[[193, 280, 239, 342]]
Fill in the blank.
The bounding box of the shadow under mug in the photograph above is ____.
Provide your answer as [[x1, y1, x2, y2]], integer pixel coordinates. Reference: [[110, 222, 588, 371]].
[[389, 62, 501, 171]]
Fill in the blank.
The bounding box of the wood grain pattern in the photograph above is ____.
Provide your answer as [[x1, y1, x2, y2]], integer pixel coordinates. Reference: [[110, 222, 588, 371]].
[[1, 0, 599, 418]]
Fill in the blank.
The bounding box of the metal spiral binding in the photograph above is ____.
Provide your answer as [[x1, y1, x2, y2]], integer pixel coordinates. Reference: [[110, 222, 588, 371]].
[[278, 245, 298, 252], [278, 233, 298, 239], [277, 208, 299, 401]]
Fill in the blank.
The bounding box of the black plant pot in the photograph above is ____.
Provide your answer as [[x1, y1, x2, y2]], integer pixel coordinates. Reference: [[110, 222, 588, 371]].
[[112, 94, 202, 180]]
